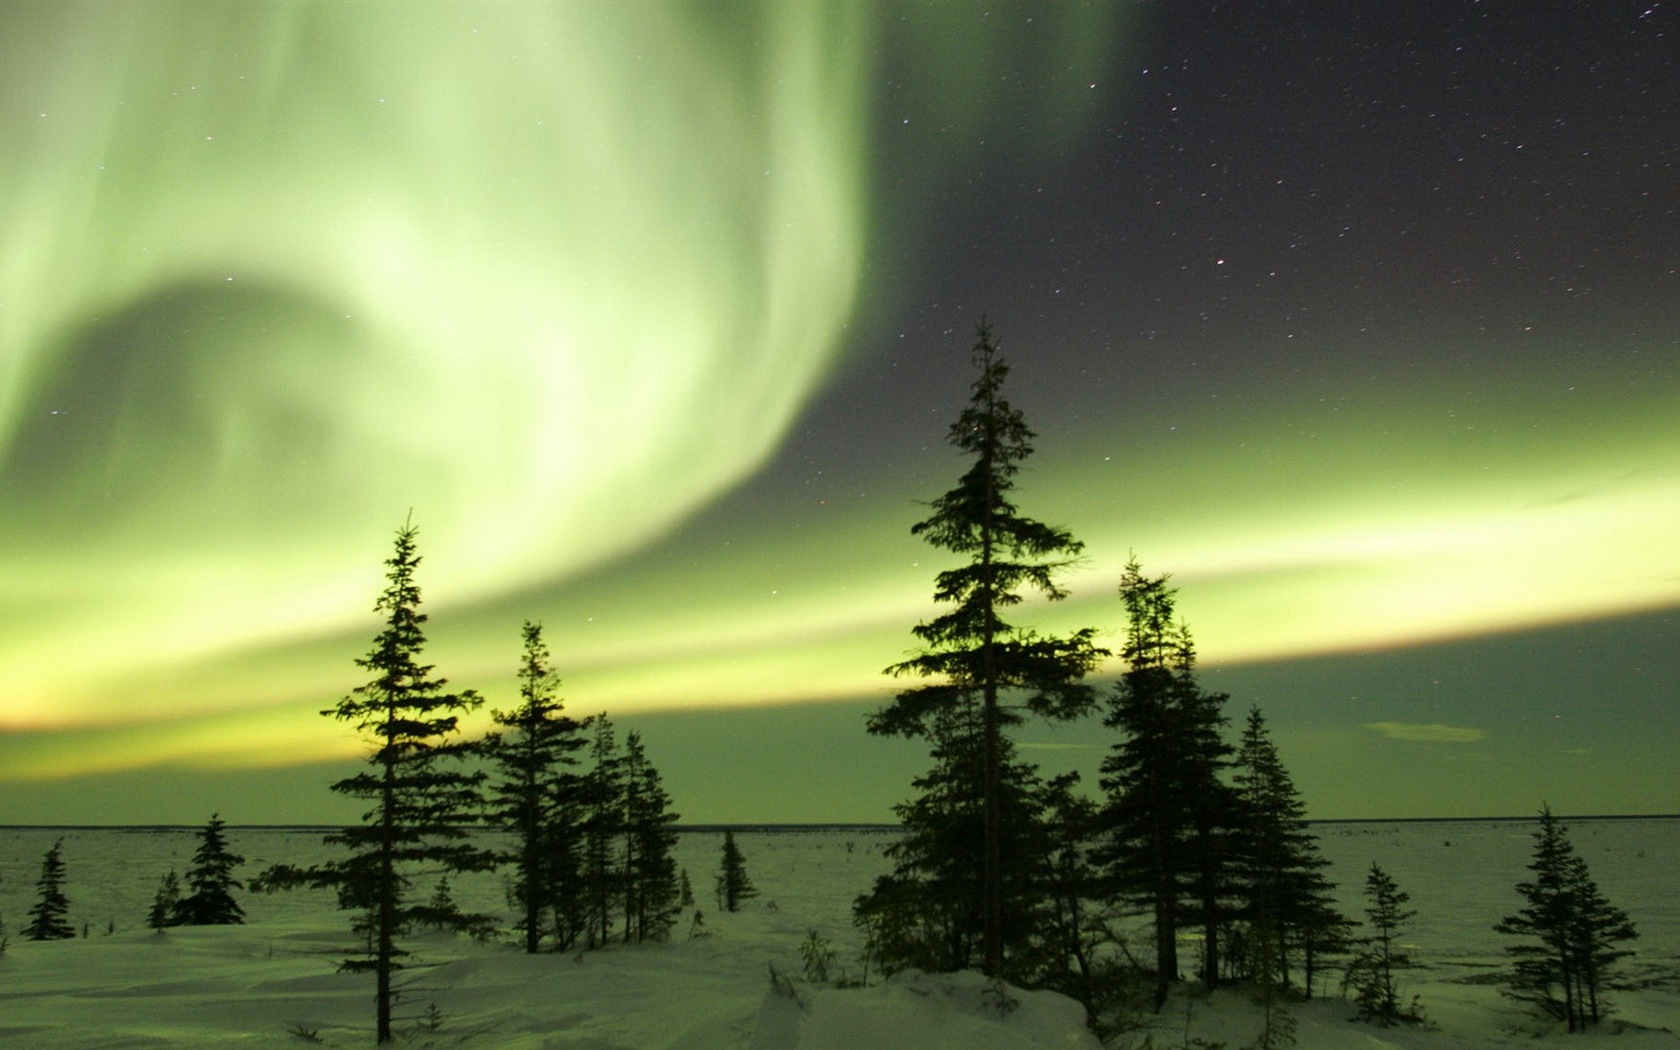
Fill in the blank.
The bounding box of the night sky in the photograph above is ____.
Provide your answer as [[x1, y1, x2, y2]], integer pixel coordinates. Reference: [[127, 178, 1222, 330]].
[[2, 2, 1675, 825]]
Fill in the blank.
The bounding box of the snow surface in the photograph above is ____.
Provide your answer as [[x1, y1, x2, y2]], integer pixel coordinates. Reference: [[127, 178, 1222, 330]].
[[0, 821, 1675, 1047]]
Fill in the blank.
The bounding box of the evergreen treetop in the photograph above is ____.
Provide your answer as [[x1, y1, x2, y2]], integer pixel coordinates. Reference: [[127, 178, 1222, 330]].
[[717, 829, 758, 913], [873, 321, 1105, 738], [483, 620, 589, 953], [172, 813, 245, 926], [25, 839, 75, 941]]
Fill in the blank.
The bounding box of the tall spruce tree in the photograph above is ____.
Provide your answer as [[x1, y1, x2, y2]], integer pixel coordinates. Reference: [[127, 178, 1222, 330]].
[[620, 730, 681, 944], [1231, 707, 1346, 993], [856, 700, 1058, 979], [869, 320, 1104, 977], [717, 829, 758, 913], [483, 620, 588, 953], [24, 839, 74, 941], [1495, 805, 1638, 1031], [172, 814, 245, 926], [253, 521, 494, 1045], [1096, 560, 1236, 1009], [580, 714, 624, 949]]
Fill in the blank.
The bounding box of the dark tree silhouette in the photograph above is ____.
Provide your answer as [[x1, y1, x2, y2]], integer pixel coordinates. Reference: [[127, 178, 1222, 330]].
[[25, 839, 75, 941], [148, 870, 181, 931], [1231, 707, 1347, 993], [1096, 560, 1235, 1009], [1346, 863, 1423, 1027], [1495, 805, 1638, 1031], [621, 730, 681, 943], [566, 714, 681, 947], [855, 702, 1057, 980], [483, 620, 588, 953], [253, 520, 494, 1045], [869, 320, 1104, 977], [580, 714, 624, 949], [172, 814, 245, 926], [716, 829, 757, 912], [1036, 771, 1106, 1007]]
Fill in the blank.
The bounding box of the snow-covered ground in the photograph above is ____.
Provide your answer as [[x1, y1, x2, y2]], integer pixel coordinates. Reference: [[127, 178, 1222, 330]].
[[0, 820, 1675, 1047]]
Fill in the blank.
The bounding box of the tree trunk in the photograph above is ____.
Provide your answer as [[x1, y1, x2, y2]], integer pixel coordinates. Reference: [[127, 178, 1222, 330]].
[[979, 423, 1003, 979], [1154, 891, 1175, 1011], [981, 682, 1002, 976], [377, 745, 397, 1044]]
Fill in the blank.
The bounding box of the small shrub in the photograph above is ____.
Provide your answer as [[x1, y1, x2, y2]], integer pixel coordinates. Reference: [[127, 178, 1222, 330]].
[[411, 1002, 444, 1034], [982, 978, 1019, 1017], [800, 928, 836, 983]]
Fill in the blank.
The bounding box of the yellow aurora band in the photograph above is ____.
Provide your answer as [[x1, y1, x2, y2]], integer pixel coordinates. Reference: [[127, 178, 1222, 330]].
[[3, 3, 1676, 796], [2, 3, 880, 728], [0, 2, 1128, 756]]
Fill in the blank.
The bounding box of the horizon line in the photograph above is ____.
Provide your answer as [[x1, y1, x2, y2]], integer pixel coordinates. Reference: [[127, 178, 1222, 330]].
[[3, 813, 1677, 832]]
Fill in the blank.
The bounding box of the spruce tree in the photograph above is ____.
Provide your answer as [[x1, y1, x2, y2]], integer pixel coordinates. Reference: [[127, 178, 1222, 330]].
[[1231, 707, 1346, 993], [1346, 863, 1423, 1027], [717, 829, 758, 912], [148, 870, 181, 930], [1495, 805, 1638, 1031], [483, 620, 588, 953], [1567, 853, 1638, 1027], [621, 730, 681, 943], [856, 701, 1056, 979], [869, 320, 1104, 977], [253, 520, 494, 1045], [580, 714, 624, 949], [1096, 560, 1236, 1009], [1037, 772, 1104, 1006], [25, 839, 75, 940], [172, 814, 245, 926]]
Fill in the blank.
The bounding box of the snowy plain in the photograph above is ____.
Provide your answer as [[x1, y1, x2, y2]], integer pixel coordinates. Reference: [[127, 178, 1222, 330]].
[[0, 819, 1675, 1048]]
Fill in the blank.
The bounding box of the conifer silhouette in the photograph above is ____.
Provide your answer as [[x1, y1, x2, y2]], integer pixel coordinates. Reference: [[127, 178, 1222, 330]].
[[1231, 706, 1347, 992], [148, 870, 181, 930], [869, 320, 1103, 977], [716, 830, 757, 912], [172, 814, 245, 925], [1495, 805, 1638, 1031], [483, 620, 588, 953], [253, 520, 493, 1044], [1097, 560, 1235, 1008], [25, 839, 75, 941], [1346, 863, 1423, 1027]]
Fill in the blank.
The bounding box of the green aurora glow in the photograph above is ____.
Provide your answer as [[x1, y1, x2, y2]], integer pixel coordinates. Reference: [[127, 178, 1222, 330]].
[[3, 3, 877, 722], [1, 2, 1674, 822]]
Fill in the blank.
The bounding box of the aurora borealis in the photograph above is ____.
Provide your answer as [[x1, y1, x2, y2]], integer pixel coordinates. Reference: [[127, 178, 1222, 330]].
[[2, 2, 1676, 824]]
